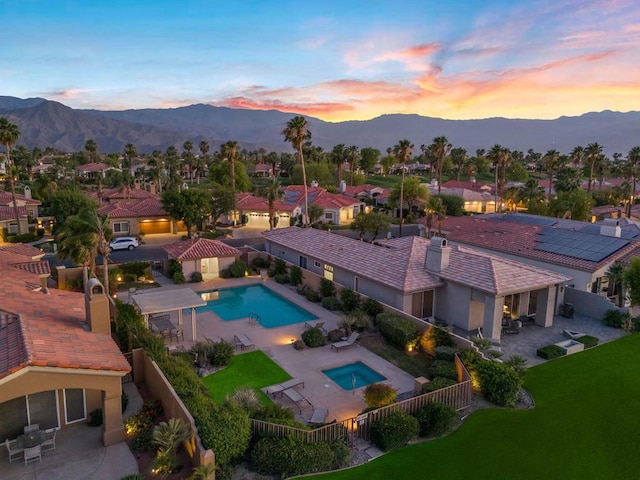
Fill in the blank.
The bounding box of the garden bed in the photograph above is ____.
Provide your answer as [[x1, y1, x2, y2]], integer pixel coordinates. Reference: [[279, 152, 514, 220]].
[[359, 333, 433, 378]]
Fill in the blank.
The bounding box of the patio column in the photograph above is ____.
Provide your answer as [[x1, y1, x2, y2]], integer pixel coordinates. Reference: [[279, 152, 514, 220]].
[[483, 295, 504, 341], [178, 308, 183, 326], [518, 291, 530, 317], [101, 379, 125, 446], [536, 285, 556, 327], [191, 307, 197, 340]]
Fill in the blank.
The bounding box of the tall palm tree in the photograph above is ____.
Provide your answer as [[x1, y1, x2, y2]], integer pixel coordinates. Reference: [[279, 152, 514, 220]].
[[346, 145, 360, 185], [487, 144, 509, 213], [392, 139, 413, 237], [331, 144, 346, 185], [183, 140, 194, 181], [517, 178, 546, 210], [281, 116, 311, 226], [259, 177, 284, 230], [430, 136, 452, 194], [584, 142, 603, 193], [221, 140, 239, 191], [123, 143, 137, 169], [541, 149, 561, 199], [626, 146, 640, 216], [450, 147, 468, 182], [0, 117, 23, 234], [84, 139, 98, 163], [570, 146, 584, 169]]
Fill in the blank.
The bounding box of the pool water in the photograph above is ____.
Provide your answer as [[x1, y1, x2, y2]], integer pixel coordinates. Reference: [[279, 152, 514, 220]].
[[195, 284, 317, 328], [322, 362, 386, 390]]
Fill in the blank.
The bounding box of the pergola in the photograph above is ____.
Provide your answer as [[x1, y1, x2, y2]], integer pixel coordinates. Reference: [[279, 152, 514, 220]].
[[130, 289, 206, 340]]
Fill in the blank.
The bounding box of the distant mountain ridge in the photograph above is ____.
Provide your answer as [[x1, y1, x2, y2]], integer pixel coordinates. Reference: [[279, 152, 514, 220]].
[[0, 96, 638, 156]]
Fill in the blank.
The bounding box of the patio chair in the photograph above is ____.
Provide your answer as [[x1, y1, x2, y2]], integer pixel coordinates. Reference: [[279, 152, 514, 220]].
[[265, 377, 305, 397], [5, 439, 23, 463], [172, 329, 184, 343], [24, 424, 39, 434], [331, 332, 360, 351], [41, 428, 57, 452], [282, 388, 312, 413], [309, 407, 329, 425], [233, 333, 255, 350], [304, 321, 327, 334], [24, 445, 41, 465]]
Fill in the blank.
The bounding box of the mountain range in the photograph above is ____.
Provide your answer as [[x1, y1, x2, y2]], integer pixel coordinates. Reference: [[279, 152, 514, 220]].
[[1, 96, 638, 157]]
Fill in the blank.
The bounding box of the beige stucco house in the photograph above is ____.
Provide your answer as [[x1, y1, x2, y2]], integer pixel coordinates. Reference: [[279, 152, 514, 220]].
[[163, 237, 242, 280]]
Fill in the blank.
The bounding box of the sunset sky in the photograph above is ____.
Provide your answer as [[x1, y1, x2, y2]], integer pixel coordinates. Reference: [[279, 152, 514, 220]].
[[2, 0, 639, 122]]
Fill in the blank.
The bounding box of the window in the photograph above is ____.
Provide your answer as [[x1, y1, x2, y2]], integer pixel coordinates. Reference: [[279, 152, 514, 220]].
[[299, 256, 307, 269], [113, 221, 130, 233], [314, 261, 321, 268], [8, 222, 18, 234], [354, 276, 359, 292], [324, 213, 333, 220], [324, 264, 334, 281], [64, 389, 86, 424]]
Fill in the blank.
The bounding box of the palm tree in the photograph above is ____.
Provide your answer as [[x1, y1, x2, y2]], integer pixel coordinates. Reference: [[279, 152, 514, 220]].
[[84, 139, 98, 163], [221, 140, 239, 191], [281, 116, 311, 226], [259, 177, 284, 230], [392, 139, 414, 237], [183, 140, 194, 181], [0, 117, 23, 234], [605, 262, 627, 307], [625, 146, 640, 216], [123, 143, 137, 169], [430, 136, 452, 194], [570, 146, 584, 168], [584, 142, 603, 193], [517, 178, 546, 210], [450, 147, 468, 182], [331, 144, 346, 185], [346, 145, 360, 185], [487, 144, 509, 213], [541, 149, 561, 199]]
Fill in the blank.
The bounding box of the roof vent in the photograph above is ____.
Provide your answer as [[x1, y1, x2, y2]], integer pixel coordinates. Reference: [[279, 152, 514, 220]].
[[600, 218, 621, 238]]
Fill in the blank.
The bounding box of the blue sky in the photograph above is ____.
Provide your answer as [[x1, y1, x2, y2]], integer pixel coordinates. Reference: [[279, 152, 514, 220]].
[[2, 0, 639, 121]]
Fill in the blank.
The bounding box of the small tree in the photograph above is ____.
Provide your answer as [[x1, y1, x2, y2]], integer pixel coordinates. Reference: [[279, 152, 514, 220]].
[[364, 383, 397, 408], [625, 257, 640, 308]]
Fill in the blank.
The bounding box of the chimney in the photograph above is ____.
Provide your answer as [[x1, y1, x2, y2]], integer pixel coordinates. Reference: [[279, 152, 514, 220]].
[[339, 180, 346, 194], [425, 236, 451, 272], [470, 176, 476, 183], [85, 278, 111, 334], [600, 218, 621, 238], [24, 186, 32, 199]]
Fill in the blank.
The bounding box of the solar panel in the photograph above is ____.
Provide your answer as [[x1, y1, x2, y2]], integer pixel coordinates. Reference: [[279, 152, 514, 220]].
[[534, 227, 630, 262], [495, 214, 558, 227]]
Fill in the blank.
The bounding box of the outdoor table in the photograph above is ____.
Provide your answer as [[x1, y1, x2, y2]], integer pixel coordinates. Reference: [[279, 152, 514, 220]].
[[151, 317, 176, 334], [17, 430, 46, 449]]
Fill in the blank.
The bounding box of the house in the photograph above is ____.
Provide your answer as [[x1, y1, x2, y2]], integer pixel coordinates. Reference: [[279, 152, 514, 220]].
[[0, 244, 131, 446], [263, 227, 569, 341], [423, 213, 640, 297], [339, 182, 387, 204], [252, 162, 278, 177], [76, 162, 120, 179], [162, 237, 242, 280], [0, 189, 41, 237]]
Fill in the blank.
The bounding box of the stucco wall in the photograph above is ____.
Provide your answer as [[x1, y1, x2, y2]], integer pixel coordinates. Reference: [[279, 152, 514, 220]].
[[434, 283, 472, 329], [564, 287, 622, 320]]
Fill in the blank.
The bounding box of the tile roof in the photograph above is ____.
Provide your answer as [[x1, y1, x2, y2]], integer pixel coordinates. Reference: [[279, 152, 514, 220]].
[[441, 180, 494, 193], [0, 245, 130, 379], [434, 215, 640, 272], [236, 185, 362, 212], [0, 206, 28, 222], [98, 197, 167, 218], [163, 237, 241, 260], [0, 192, 42, 206], [76, 162, 111, 172]]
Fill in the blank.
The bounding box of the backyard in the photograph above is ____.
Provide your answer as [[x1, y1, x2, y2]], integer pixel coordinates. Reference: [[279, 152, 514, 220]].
[[310, 333, 640, 479]]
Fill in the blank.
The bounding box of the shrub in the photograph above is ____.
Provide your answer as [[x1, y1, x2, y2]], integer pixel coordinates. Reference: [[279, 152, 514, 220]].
[[416, 402, 457, 437], [364, 383, 397, 409], [477, 360, 522, 407], [219, 268, 231, 279], [293, 339, 305, 350], [120, 261, 150, 278], [362, 297, 384, 319], [251, 257, 269, 269], [435, 345, 457, 361], [88, 408, 103, 426], [321, 296, 342, 311], [190, 271, 203, 283], [327, 329, 344, 343], [301, 327, 327, 347], [289, 265, 303, 286], [304, 288, 321, 302], [575, 335, 599, 348], [340, 288, 360, 313], [252, 403, 295, 422], [537, 344, 565, 360], [271, 258, 287, 276], [428, 360, 458, 381], [207, 340, 235, 367], [370, 411, 419, 451], [504, 355, 528, 379], [421, 325, 455, 354], [319, 278, 335, 298], [229, 259, 248, 278], [172, 271, 185, 284], [168, 259, 182, 279], [469, 335, 493, 351], [226, 387, 261, 415], [195, 403, 251, 466], [602, 309, 630, 328], [8, 232, 38, 243], [422, 377, 457, 394], [274, 273, 290, 284], [376, 313, 421, 351]]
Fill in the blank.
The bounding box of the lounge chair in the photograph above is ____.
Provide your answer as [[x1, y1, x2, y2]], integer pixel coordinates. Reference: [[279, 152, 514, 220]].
[[309, 407, 328, 425], [5, 439, 23, 463], [265, 377, 305, 397], [282, 388, 312, 413], [331, 332, 360, 351], [41, 428, 57, 452], [24, 445, 41, 465], [304, 321, 327, 334], [233, 333, 255, 350]]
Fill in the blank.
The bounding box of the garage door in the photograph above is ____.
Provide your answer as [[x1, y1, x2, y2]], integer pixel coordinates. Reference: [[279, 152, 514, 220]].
[[139, 220, 171, 234], [246, 213, 271, 229]]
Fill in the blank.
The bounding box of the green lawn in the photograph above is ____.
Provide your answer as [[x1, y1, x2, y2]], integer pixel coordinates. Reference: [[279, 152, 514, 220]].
[[201, 350, 291, 405], [312, 334, 640, 480]]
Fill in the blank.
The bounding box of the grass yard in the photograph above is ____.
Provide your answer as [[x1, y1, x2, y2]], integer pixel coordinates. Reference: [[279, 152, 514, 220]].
[[312, 333, 640, 480], [201, 350, 291, 405]]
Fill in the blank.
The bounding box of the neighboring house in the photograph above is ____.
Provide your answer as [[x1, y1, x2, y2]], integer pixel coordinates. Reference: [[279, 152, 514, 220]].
[[339, 182, 387, 204], [252, 163, 278, 177], [0, 190, 41, 237], [76, 162, 120, 179], [424, 213, 640, 296], [263, 227, 569, 341], [94, 187, 184, 235], [163, 237, 241, 280], [0, 244, 130, 445]]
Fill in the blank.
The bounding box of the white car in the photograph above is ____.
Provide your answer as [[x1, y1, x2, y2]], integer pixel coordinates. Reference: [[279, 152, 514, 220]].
[[109, 237, 139, 251]]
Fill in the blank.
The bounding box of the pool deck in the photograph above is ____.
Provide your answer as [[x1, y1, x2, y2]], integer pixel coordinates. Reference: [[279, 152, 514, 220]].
[[142, 275, 416, 424]]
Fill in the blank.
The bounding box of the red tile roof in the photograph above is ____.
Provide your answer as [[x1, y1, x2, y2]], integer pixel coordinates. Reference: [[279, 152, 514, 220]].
[[163, 237, 241, 260], [0, 246, 130, 379], [0, 192, 42, 206], [441, 180, 494, 193], [98, 197, 167, 218], [0, 206, 28, 222], [236, 185, 362, 212], [76, 162, 111, 172]]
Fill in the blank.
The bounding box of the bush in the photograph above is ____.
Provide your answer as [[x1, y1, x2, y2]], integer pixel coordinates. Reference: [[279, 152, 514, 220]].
[[289, 265, 303, 286], [340, 288, 360, 313], [271, 258, 287, 276], [537, 344, 565, 360], [370, 411, 419, 451], [321, 296, 342, 311], [207, 340, 235, 367], [293, 339, 305, 350], [319, 278, 335, 298], [304, 288, 321, 302], [167, 259, 182, 279], [274, 273, 290, 284], [435, 345, 457, 361], [575, 335, 599, 348], [428, 360, 458, 381], [190, 271, 203, 283], [301, 327, 327, 347], [416, 402, 457, 437], [362, 297, 384, 319], [477, 361, 522, 407], [602, 309, 629, 328], [422, 377, 457, 394], [120, 261, 151, 278], [229, 259, 248, 278], [376, 313, 421, 351], [8, 232, 38, 243], [421, 325, 455, 354], [251, 257, 269, 269], [172, 271, 185, 284], [88, 408, 103, 426], [327, 329, 344, 343], [219, 268, 231, 279], [252, 403, 295, 423], [195, 403, 251, 466], [364, 383, 397, 409]]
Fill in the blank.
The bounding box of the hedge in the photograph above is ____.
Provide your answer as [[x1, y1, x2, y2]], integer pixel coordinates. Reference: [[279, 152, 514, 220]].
[[575, 335, 599, 348], [422, 377, 457, 394], [370, 410, 419, 451], [428, 360, 458, 381], [477, 361, 522, 407], [301, 327, 327, 348], [376, 313, 421, 351], [537, 344, 565, 360], [416, 402, 457, 437]]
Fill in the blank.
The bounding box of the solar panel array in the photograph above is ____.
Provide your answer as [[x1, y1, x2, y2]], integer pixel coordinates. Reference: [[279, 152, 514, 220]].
[[535, 228, 630, 262], [493, 214, 558, 227]]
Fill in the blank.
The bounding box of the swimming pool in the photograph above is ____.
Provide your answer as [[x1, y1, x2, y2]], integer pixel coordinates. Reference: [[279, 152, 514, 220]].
[[322, 361, 386, 390], [195, 284, 317, 328]]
